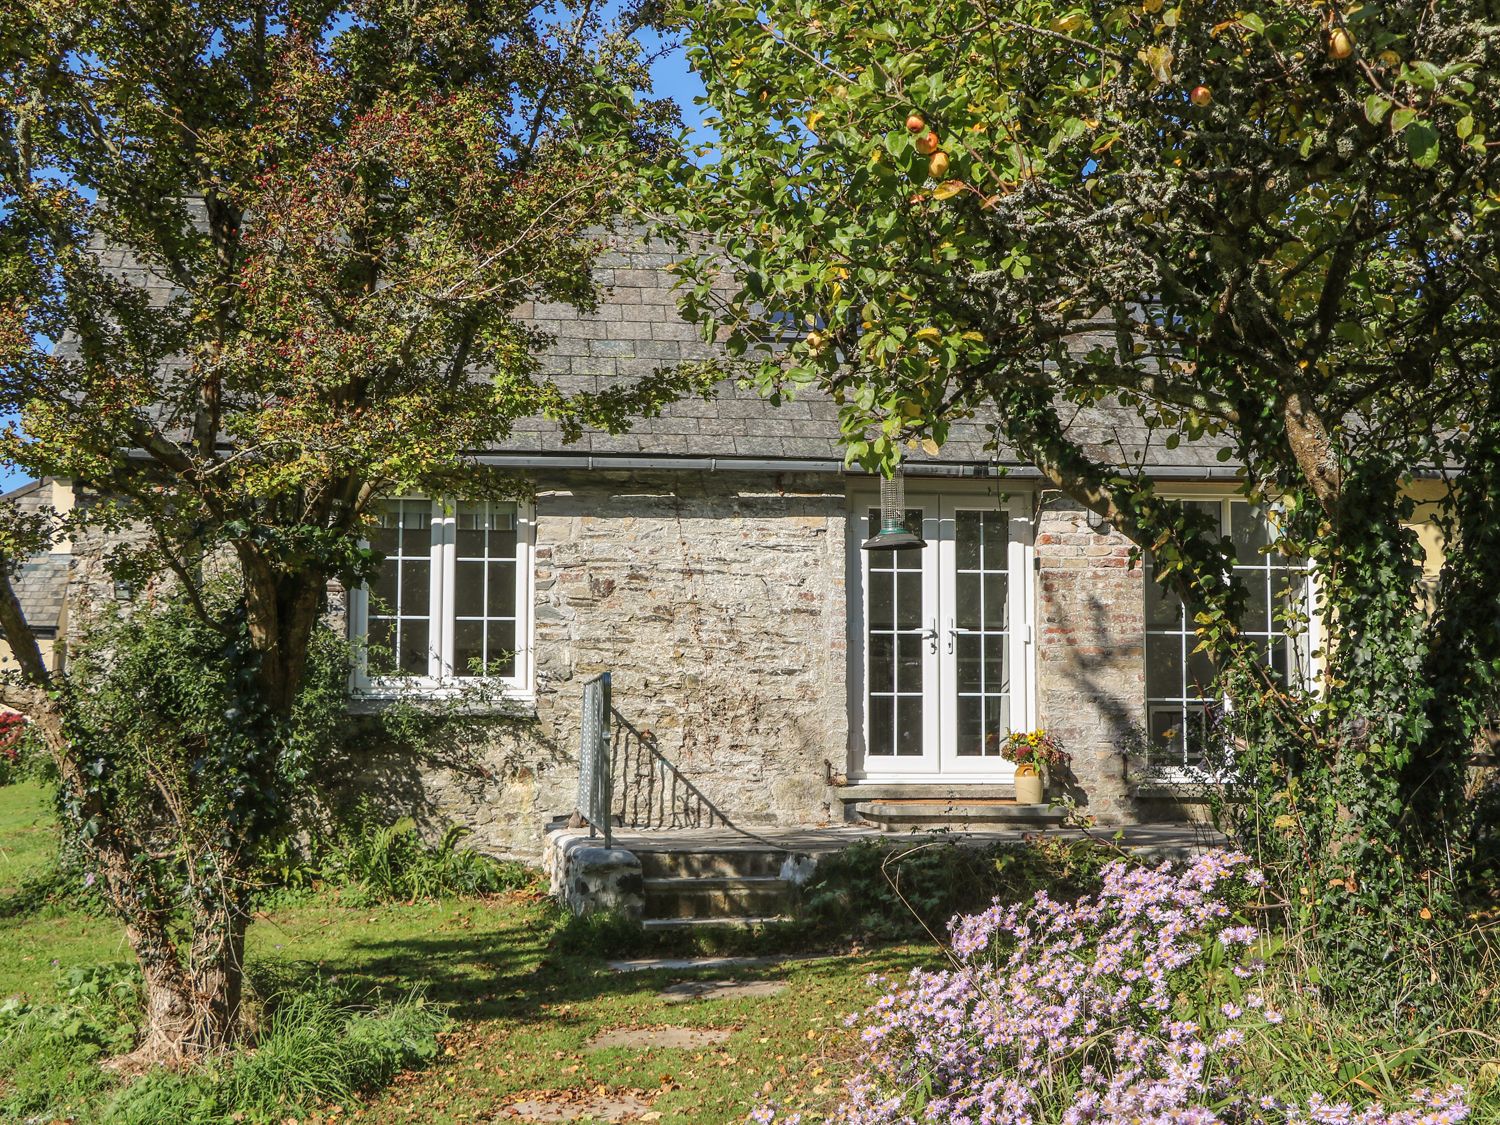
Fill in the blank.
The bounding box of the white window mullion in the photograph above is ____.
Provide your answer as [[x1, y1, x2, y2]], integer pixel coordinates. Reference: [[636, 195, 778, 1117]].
[[430, 500, 452, 681]]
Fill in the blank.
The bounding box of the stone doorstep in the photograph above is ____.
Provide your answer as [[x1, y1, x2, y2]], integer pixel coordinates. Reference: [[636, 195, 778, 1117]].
[[854, 801, 1062, 819], [834, 782, 1019, 802]]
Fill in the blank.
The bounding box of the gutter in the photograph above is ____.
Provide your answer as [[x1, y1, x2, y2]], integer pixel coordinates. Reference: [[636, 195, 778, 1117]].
[[468, 452, 1251, 481]]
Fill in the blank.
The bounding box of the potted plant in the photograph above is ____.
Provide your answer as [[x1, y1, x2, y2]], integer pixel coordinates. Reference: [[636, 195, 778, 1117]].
[[1001, 730, 1069, 805]]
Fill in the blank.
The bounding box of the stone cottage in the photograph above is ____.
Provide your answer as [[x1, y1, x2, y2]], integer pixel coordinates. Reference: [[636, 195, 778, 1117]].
[[18, 239, 1332, 859], [329, 241, 1323, 856]]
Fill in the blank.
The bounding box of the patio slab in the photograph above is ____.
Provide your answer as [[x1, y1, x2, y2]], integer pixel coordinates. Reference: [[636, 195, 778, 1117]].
[[500, 1093, 652, 1121], [660, 978, 788, 1004], [611, 822, 1222, 858], [587, 1026, 734, 1050]]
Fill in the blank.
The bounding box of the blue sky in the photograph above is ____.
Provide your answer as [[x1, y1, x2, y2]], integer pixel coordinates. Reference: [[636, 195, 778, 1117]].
[[0, 24, 706, 498]]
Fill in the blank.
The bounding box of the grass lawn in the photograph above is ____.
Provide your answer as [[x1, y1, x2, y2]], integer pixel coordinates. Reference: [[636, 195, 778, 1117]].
[[0, 781, 928, 1123]]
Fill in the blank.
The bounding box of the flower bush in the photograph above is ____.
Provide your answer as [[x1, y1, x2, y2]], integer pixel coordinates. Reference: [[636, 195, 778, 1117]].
[[757, 851, 1469, 1125]]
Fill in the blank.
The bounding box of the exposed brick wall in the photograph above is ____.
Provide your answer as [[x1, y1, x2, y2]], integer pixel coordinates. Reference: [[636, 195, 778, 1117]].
[[1034, 497, 1145, 824]]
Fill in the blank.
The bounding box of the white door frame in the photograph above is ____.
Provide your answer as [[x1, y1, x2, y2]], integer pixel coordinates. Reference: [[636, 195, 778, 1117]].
[[846, 483, 1037, 782]]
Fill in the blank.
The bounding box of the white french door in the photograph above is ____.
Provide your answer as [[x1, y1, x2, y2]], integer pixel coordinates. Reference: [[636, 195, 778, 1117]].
[[852, 491, 1035, 780]]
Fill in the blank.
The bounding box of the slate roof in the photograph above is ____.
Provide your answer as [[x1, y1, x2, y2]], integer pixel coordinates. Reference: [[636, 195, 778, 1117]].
[[0, 479, 70, 636], [58, 228, 1229, 475], [9, 555, 69, 635], [502, 239, 1225, 474]]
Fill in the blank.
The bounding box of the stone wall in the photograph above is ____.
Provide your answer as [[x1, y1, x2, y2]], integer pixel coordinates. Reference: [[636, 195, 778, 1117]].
[[399, 469, 850, 858], [1033, 497, 1145, 823]]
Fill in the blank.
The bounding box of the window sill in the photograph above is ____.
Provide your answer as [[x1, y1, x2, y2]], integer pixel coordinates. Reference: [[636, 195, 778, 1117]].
[[349, 685, 538, 719]]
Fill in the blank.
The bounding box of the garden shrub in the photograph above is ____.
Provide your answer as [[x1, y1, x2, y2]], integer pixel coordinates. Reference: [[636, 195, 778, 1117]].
[[761, 851, 1476, 1125], [796, 835, 1124, 941]]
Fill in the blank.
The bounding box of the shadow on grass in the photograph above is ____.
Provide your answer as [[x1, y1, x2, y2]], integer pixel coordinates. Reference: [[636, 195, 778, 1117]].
[[300, 910, 930, 1027]]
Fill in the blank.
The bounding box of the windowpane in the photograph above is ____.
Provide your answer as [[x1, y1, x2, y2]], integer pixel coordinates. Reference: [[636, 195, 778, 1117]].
[[367, 617, 396, 674], [1145, 576, 1183, 627], [453, 619, 484, 677], [896, 633, 923, 692], [955, 511, 981, 570], [869, 698, 893, 756], [869, 571, 893, 624], [895, 697, 924, 756], [363, 500, 435, 679], [398, 620, 430, 676], [400, 561, 430, 614], [1186, 645, 1216, 700], [865, 507, 926, 758], [983, 574, 1009, 628], [453, 501, 521, 679], [454, 560, 486, 618], [487, 562, 517, 618], [956, 572, 981, 630], [1231, 501, 1270, 562], [1146, 635, 1183, 698], [894, 572, 922, 629], [957, 633, 982, 692], [957, 696, 982, 757], [1235, 566, 1270, 632], [984, 696, 1010, 755], [869, 634, 895, 695], [983, 635, 1009, 693]]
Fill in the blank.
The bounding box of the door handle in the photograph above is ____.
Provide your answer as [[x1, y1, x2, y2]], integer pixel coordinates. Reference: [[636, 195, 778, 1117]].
[[946, 618, 956, 654], [923, 619, 939, 654]]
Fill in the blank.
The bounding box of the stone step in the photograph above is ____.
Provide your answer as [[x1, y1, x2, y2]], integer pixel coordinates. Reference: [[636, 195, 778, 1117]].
[[642, 875, 794, 921], [635, 847, 792, 880], [641, 915, 794, 931], [853, 800, 1066, 832]]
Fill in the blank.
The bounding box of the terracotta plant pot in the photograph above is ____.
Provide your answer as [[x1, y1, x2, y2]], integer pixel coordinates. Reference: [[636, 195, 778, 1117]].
[[1013, 764, 1045, 806]]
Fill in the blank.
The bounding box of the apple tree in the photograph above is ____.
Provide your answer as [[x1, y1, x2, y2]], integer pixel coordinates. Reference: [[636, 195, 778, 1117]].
[[663, 0, 1500, 1008]]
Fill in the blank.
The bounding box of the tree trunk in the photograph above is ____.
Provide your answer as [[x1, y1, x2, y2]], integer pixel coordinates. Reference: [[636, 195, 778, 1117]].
[[109, 889, 251, 1070]]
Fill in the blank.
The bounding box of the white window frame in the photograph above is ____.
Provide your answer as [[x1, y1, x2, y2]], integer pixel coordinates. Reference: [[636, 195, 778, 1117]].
[[1143, 490, 1319, 779], [349, 497, 535, 702]]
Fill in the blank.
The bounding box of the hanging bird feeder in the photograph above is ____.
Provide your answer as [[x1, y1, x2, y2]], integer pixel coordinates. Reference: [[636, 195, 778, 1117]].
[[861, 468, 927, 552]]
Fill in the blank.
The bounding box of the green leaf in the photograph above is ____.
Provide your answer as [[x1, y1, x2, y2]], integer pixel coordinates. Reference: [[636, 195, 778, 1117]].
[[1364, 95, 1391, 125], [1405, 122, 1439, 167], [1390, 107, 1419, 134]]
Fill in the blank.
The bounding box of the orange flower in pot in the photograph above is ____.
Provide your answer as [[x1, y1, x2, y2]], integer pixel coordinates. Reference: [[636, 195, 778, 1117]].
[[1001, 730, 1069, 805]]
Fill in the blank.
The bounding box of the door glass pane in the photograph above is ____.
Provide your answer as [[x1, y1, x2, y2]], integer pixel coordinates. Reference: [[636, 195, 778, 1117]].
[[953, 509, 1010, 758], [867, 508, 926, 757]]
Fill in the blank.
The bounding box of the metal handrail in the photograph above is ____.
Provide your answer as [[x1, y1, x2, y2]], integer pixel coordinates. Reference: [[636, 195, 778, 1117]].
[[574, 670, 786, 850], [576, 671, 613, 847]]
